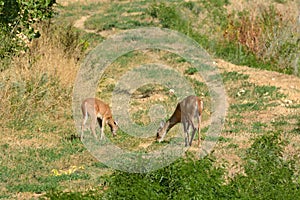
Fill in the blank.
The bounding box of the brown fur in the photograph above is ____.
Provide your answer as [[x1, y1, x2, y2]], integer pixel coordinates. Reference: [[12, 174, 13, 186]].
[[81, 98, 118, 140], [156, 95, 203, 147]]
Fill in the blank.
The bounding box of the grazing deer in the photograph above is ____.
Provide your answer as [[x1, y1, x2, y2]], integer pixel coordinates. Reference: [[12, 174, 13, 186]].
[[156, 95, 203, 147], [81, 98, 118, 140]]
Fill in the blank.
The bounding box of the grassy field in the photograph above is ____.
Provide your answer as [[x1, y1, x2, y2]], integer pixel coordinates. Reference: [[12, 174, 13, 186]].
[[0, 0, 299, 199]]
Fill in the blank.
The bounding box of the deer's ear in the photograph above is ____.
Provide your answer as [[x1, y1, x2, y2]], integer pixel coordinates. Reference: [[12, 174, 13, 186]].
[[114, 120, 118, 126]]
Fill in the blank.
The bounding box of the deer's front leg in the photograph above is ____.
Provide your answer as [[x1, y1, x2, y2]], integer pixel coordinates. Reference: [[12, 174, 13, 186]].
[[100, 118, 106, 140]]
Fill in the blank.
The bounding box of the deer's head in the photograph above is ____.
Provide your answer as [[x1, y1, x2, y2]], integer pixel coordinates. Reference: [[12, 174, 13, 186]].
[[156, 121, 168, 142]]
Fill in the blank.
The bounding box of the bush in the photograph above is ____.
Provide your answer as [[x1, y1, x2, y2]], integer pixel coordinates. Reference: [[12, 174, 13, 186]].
[[147, 2, 190, 33], [103, 154, 227, 199], [0, 0, 57, 67], [0, 22, 88, 132]]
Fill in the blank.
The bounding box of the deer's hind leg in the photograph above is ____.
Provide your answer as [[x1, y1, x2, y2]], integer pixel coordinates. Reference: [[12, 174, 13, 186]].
[[81, 113, 89, 140], [189, 121, 197, 146], [197, 114, 201, 147], [183, 120, 190, 147], [189, 128, 196, 146], [89, 113, 98, 139]]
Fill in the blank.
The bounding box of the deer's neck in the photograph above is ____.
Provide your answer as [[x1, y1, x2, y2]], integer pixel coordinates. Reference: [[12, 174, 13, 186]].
[[166, 104, 181, 132], [107, 118, 115, 127]]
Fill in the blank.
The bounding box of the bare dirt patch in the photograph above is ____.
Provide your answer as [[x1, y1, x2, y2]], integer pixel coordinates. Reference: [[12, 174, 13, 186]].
[[57, 0, 111, 6], [216, 59, 300, 103]]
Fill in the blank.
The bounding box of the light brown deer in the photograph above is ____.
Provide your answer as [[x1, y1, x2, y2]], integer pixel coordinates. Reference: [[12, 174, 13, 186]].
[[156, 95, 203, 147], [81, 98, 118, 140]]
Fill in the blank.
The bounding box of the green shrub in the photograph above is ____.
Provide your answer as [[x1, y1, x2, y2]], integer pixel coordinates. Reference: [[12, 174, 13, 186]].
[[147, 2, 190, 32], [0, 0, 57, 65], [103, 154, 227, 199], [226, 132, 300, 199], [184, 67, 198, 75]]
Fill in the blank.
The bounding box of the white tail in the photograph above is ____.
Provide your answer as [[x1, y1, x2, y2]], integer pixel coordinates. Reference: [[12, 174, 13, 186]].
[[81, 98, 118, 140], [156, 95, 203, 147]]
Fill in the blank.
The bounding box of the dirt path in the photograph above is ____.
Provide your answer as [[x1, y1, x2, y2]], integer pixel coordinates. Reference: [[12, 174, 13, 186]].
[[73, 15, 97, 34], [58, 0, 111, 6]]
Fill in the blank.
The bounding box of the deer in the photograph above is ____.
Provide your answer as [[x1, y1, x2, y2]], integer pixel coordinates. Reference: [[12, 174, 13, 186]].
[[81, 98, 118, 140], [156, 95, 203, 147]]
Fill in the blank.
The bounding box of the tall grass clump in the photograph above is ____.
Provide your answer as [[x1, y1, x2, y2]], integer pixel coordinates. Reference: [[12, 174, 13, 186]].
[[147, 1, 299, 76], [224, 4, 300, 75], [0, 22, 87, 133]]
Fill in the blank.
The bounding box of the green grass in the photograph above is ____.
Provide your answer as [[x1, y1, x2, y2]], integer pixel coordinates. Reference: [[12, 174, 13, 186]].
[[251, 122, 268, 134], [44, 132, 300, 199], [227, 82, 285, 112], [221, 71, 249, 82], [1, 0, 299, 198], [184, 67, 198, 75], [84, 1, 154, 31]]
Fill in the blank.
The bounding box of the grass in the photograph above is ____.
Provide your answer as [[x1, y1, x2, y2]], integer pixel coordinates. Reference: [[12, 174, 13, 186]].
[[221, 71, 249, 82], [0, 0, 299, 198], [44, 132, 300, 199]]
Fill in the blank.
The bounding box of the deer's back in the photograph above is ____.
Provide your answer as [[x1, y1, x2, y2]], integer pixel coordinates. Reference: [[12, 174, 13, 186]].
[[83, 98, 112, 119]]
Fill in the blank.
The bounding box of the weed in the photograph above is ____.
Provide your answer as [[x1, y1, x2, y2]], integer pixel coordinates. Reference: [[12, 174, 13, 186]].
[[58, 24, 89, 59], [94, 132, 300, 199], [230, 102, 262, 112], [43, 189, 104, 200], [147, 2, 190, 32], [184, 67, 198, 75], [223, 5, 299, 75], [251, 122, 268, 133], [222, 71, 249, 82], [227, 143, 239, 149], [225, 118, 248, 133], [294, 118, 300, 134], [219, 136, 232, 143]]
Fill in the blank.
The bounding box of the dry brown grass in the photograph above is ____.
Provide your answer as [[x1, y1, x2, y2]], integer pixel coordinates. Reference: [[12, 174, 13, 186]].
[[223, 0, 299, 73], [57, 0, 111, 6], [0, 22, 82, 141], [226, 0, 299, 19]]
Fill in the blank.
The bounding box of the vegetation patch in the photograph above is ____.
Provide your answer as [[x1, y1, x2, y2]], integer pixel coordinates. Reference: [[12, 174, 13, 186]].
[[0, 0, 299, 198]]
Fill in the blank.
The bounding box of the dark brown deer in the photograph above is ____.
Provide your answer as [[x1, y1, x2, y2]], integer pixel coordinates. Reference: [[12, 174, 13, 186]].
[[156, 95, 203, 147]]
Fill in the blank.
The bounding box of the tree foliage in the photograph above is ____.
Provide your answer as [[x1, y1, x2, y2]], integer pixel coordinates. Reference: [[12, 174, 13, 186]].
[[0, 0, 56, 60]]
